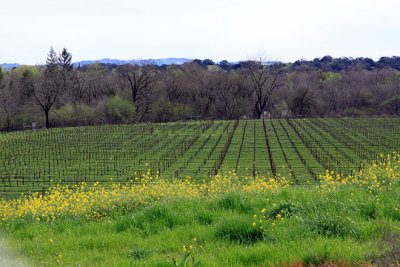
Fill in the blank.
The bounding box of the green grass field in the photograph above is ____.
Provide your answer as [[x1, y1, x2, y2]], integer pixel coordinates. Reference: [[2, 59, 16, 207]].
[[1, 118, 399, 198], [1, 118, 400, 266], [2, 173, 400, 266]]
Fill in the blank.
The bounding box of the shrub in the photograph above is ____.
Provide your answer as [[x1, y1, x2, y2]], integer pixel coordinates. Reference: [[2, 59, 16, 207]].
[[212, 193, 252, 213], [306, 214, 359, 238], [150, 101, 193, 122], [381, 95, 400, 114], [214, 215, 264, 243], [51, 103, 97, 127], [105, 96, 136, 123]]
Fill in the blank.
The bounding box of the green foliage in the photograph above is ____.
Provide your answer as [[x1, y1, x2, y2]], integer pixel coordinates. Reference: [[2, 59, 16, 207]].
[[358, 201, 379, 220], [0, 117, 400, 198], [306, 214, 359, 238], [139, 205, 187, 229], [207, 65, 222, 72], [195, 210, 213, 225], [12, 65, 41, 78], [342, 107, 365, 117], [268, 201, 297, 218], [0, 116, 5, 130], [212, 193, 252, 213], [357, 91, 376, 107], [0, 114, 399, 265], [127, 248, 152, 261], [114, 216, 134, 233], [214, 215, 264, 243], [271, 100, 289, 117], [51, 103, 98, 126], [381, 95, 400, 114], [104, 95, 136, 123], [2, 183, 400, 266], [151, 101, 194, 122], [319, 71, 342, 85]]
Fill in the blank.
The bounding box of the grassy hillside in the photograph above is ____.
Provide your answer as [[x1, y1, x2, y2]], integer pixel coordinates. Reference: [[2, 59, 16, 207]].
[[1, 118, 400, 198], [0, 155, 399, 266]]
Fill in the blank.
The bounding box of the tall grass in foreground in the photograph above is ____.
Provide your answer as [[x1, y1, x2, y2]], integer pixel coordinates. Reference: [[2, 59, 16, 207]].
[[0, 154, 399, 266]]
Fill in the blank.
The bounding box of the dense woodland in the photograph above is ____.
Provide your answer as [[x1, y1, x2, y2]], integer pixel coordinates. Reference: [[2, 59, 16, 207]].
[[1, 48, 400, 131]]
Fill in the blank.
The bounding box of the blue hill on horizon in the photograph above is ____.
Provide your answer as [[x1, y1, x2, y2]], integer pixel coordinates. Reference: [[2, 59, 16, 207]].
[[73, 58, 193, 67], [0, 58, 193, 70], [1, 58, 282, 70]]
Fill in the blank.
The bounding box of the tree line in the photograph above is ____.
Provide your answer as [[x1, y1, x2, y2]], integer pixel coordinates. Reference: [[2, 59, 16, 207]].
[[1, 48, 400, 131]]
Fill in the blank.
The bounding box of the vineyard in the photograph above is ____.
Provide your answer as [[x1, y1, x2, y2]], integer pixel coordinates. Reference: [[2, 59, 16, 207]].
[[1, 117, 400, 198]]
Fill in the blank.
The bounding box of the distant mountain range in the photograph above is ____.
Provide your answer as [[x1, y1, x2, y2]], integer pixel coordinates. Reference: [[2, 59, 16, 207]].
[[73, 57, 194, 67], [1, 58, 193, 70], [1, 58, 282, 70], [1, 63, 20, 69]]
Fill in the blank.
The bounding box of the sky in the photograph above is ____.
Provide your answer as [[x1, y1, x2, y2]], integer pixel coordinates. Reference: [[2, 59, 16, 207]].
[[1, 0, 400, 65]]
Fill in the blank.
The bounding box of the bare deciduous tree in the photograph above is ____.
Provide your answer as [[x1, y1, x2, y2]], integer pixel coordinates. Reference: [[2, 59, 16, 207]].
[[0, 71, 26, 131], [161, 66, 185, 102], [117, 61, 156, 105], [208, 72, 249, 119], [23, 47, 64, 128], [245, 56, 283, 118]]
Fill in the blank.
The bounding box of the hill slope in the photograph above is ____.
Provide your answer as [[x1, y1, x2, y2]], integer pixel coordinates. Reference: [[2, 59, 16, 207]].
[[1, 117, 399, 198]]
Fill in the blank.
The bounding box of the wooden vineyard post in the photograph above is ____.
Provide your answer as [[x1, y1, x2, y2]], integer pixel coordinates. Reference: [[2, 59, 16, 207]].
[[253, 121, 256, 179], [270, 120, 298, 184], [235, 121, 247, 173], [212, 120, 238, 175], [262, 119, 277, 179]]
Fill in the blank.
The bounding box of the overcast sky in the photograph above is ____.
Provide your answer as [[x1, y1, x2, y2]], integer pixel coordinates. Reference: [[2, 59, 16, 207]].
[[1, 0, 400, 64]]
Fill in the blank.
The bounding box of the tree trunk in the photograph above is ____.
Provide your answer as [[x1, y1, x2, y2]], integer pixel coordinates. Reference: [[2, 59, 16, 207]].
[[131, 87, 137, 104], [45, 109, 50, 128], [255, 102, 263, 119], [138, 105, 149, 123]]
